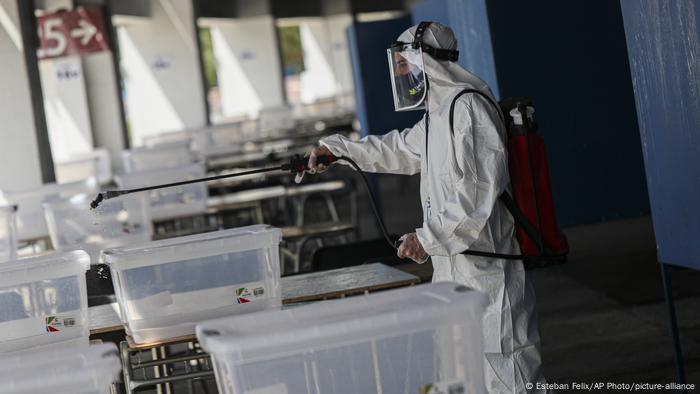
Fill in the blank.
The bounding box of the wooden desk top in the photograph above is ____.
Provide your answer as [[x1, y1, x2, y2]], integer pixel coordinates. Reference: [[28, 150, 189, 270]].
[[281, 263, 419, 304], [89, 263, 419, 336]]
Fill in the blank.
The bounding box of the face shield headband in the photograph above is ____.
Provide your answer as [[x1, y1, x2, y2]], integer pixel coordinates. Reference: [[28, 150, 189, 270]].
[[390, 21, 460, 63]]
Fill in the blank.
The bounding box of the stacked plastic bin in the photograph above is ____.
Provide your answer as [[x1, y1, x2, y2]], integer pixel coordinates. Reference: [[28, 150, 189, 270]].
[[0, 177, 98, 242], [0, 342, 121, 393], [54, 148, 112, 185], [114, 162, 208, 221], [197, 282, 488, 394], [190, 125, 245, 158], [259, 105, 295, 133], [0, 251, 90, 353], [103, 224, 282, 344], [142, 130, 191, 148], [121, 142, 195, 173], [43, 193, 152, 263]]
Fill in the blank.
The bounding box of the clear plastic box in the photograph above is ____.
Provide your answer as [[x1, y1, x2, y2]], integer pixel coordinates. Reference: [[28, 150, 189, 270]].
[[0, 178, 99, 241], [190, 125, 243, 155], [121, 142, 195, 173], [115, 162, 209, 221], [142, 130, 191, 148], [0, 251, 90, 353], [197, 282, 488, 394], [0, 205, 18, 263], [43, 193, 152, 263], [259, 105, 295, 132], [103, 225, 282, 344], [55, 148, 112, 185], [0, 342, 121, 393]]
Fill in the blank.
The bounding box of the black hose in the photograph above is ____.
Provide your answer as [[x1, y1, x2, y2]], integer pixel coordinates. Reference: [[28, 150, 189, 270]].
[[334, 157, 562, 262], [335, 156, 397, 250]]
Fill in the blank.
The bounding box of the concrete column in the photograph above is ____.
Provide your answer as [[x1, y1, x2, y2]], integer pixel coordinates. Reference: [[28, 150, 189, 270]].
[[82, 51, 126, 172], [326, 14, 354, 109], [39, 56, 94, 162], [0, 0, 45, 190], [39, 0, 127, 172], [205, 15, 285, 121], [117, 0, 206, 145], [298, 17, 338, 104]]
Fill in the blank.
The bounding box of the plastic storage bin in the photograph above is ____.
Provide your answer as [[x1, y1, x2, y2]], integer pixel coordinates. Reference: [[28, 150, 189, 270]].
[[0, 342, 121, 393], [55, 148, 112, 185], [115, 162, 208, 221], [0, 251, 90, 353], [121, 142, 195, 173], [0, 178, 99, 241], [0, 205, 17, 262], [197, 282, 488, 394], [103, 225, 282, 344], [259, 105, 295, 132], [142, 130, 191, 148], [43, 193, 152, 263], [190, 125, 242, 157]]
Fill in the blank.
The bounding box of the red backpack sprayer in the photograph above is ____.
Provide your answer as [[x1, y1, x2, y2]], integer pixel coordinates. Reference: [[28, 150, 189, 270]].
[[91, 98, 568, 269]]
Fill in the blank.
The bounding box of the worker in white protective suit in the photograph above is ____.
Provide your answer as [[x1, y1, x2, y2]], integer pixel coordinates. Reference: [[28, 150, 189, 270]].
[[296, 22, 547, 393]]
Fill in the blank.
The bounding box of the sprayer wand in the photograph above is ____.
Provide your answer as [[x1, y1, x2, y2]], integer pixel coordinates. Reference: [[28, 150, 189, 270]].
[[89, 152, 561, 263], [91, 155, 333, 208], [90, 153, 398, 250]]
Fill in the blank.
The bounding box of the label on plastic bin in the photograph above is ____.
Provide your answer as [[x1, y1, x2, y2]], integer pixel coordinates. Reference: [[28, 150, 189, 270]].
[[235, 284, 266, 304], [421, 379, 466, 394], [45, 315, 77, 333], [245, 383, 288, 394]]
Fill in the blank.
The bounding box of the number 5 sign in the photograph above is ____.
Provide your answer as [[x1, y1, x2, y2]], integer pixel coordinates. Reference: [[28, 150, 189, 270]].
[[37, 6, 109, 59]]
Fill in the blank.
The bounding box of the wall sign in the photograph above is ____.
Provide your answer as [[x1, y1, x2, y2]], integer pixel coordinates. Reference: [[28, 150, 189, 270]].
[[54, 59, 82, 83], [37, 6, 109, 60], [152, 56, 172, 71]]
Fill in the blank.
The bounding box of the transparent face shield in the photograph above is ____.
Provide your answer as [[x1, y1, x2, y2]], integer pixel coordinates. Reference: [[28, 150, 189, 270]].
[[387, 43, 427, 111]]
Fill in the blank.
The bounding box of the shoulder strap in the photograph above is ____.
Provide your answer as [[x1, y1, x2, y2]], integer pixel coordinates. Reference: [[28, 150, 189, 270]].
[[448, 89, 545, 255]]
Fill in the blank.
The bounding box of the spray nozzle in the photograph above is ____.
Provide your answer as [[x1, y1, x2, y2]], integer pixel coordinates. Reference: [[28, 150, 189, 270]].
[[89, 190, 125, 210], [89, 193, 103, 210]]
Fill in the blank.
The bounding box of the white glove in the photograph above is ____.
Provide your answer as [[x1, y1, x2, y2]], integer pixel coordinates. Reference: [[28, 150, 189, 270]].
[[397, 233, 429, 264], [295, 145, 333, 183]]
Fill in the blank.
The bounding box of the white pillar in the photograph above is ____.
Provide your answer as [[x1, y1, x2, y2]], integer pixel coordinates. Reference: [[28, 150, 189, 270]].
[[206, 15, 285, 121], [326, 14, 354, 110], [298, 17, 338, 104], [83, 51, 126, 172], [0, 0, 45, 190], [117, 0, 207, 146], [39, 56, 94, 162], [38, 0, 126, 173]]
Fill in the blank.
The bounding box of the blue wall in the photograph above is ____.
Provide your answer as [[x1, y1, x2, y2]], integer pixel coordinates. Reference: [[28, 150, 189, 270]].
[[620, 0, 700, 270], [412, 0, 500, 99], [411, 0, 650, 226], [487, 1, 650, 226], [347, 17, 423, 137]]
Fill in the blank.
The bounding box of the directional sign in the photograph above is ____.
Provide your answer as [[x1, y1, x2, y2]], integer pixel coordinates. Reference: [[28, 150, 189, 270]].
[[37, 6, 109, 60]]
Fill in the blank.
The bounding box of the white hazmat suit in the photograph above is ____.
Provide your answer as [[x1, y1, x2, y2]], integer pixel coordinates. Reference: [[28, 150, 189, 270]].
[[318, 23, 547, 393]]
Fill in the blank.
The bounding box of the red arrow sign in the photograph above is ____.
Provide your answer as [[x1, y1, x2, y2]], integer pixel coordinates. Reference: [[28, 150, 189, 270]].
[[37, 6, 109, 60]]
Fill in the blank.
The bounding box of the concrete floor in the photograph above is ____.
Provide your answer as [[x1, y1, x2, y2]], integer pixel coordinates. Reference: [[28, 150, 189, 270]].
[[533, 216, 700, 392]]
